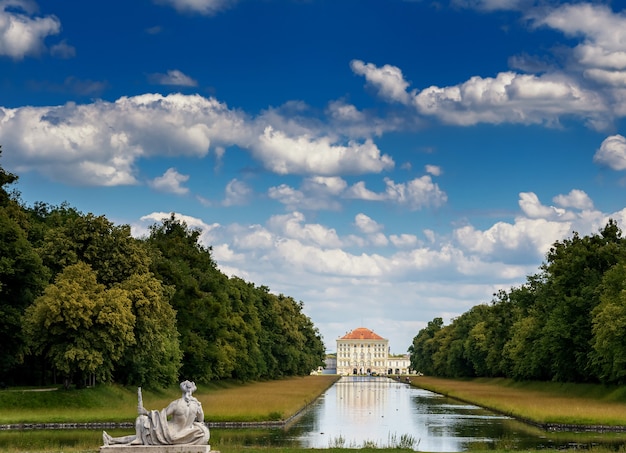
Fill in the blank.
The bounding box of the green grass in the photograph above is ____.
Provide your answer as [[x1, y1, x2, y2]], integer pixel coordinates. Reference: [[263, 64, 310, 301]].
[[409, 376, 626, 427], [0, 375, 340, 424]]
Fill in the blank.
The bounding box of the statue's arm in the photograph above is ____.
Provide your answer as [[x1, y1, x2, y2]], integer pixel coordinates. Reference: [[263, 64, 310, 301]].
[[137, 387, 148, 416], [197, 403, 205, 422]]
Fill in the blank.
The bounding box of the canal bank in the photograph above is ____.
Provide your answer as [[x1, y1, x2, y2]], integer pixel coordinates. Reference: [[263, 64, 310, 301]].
[[408, 376, 626, 432]]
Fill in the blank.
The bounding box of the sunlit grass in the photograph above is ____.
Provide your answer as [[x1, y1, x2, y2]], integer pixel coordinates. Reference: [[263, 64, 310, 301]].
[[410, 376, 626, 426], [0, 375, 339, 425]]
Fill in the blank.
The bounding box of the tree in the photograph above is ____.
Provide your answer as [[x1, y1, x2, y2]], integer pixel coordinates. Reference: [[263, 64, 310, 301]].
[[409, 317, 443, 375], [537, 220, 625, 381], [114, 273, 182, 388], [23, 262, 135, 387], [36, 209, 151, 286], [590, 263, 626, 384], [0, 148, 49, 383], [146, 214, 231, 381]]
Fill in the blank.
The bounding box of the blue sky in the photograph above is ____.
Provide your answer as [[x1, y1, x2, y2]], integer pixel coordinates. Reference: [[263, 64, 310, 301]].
[[2, 0, 626, 354]]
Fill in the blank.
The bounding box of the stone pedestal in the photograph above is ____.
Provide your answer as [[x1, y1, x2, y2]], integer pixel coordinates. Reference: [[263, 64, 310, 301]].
[[100, 446, 216, 453]]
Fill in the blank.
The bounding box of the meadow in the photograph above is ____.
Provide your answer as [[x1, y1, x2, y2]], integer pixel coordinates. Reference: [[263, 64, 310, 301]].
[[409, 376, 626, 427], [0, 375, 340, 425]]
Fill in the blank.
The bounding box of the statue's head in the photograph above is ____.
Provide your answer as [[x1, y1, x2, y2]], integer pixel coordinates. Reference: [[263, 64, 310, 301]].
[[180, 380, 197, 394]]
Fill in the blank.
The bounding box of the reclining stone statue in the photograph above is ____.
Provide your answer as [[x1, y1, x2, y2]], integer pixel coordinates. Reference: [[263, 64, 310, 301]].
[[103, 380, 210, 447]]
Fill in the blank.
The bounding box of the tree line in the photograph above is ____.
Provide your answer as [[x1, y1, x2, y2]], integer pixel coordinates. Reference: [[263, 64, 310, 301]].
[[0, 149, 325, 388], [409, 219, 626, 385]]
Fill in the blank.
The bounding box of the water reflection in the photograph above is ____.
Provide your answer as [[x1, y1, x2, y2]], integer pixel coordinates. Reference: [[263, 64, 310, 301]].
[[268, 376, 626, 451]]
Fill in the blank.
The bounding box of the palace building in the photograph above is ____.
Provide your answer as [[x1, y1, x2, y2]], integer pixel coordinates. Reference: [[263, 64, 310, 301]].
[[335, 327, 411, 375]]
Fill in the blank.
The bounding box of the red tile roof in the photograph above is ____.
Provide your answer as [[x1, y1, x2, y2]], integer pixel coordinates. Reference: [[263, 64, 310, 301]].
[[339, 327, 386, 340]]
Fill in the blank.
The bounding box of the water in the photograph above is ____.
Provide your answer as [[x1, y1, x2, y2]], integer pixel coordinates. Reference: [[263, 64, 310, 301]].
[[227, 376, 626, 451]]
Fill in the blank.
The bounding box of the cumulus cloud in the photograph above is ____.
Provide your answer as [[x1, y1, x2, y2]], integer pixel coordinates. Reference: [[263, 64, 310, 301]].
[[383, 176, 448, 209], [344, 176, 447, 210], [350, 4, 626, 130], [0, 93, 246, 185], [256, 126, 394, 175], [518, 192, 570, 220], [0, 0, 62, 59], [222, 178, 252, 206], [553, 189, 594, 210], [389, 234, 419, 248], [154, 0, 236, 15], [148, 69, 198, 87], [533, 4, 626, 73], [344, 181, 386, 201], [425, 165, 442, 176], [454, 218, 570, 263], [350, 60, 412, 105], [149, 167, 190, 194], [354, 213, 383, 234], [268, 176, 347, 211], [266, 212, 342, 248], [414, 71, 606, 127], [529, 3, 626, 121], [594, 134, 626, 170]]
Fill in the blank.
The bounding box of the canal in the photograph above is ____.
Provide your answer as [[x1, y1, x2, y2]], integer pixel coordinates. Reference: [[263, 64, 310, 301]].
[[231, 376, 626, 451]]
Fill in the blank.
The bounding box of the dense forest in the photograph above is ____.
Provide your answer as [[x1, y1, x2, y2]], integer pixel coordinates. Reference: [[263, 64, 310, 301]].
[[409, 219, 626, 385], [0, 149, 325, 388]]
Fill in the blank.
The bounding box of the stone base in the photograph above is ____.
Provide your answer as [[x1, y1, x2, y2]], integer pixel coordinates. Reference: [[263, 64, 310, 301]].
[[100, 446, 215, 453]]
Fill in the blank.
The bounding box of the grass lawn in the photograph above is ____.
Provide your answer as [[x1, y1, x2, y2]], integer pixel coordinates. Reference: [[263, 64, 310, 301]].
[[409, 376, 626, 427], [0, 375, 340, 425]]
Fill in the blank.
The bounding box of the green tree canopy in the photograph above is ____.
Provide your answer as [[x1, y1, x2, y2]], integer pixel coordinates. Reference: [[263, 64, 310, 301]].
[[23, 262, 136, 386], [114, 272, 182, 388]]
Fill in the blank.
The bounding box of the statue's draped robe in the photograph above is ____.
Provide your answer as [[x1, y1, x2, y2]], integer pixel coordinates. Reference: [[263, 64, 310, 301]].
[[137, 408, 209, 445]]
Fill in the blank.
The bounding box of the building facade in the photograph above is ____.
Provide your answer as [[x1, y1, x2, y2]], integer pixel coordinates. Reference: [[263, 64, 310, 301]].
[[336, 327, 412, 375]]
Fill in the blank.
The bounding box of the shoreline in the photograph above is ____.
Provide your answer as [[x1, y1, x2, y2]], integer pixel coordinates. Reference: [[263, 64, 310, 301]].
[[408, 376, 626, 433]]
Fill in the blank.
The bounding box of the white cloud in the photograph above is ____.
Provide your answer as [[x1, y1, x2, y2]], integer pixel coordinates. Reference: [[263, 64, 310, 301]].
[[354, 213, 383, 234], [268, 176, 347, 211], [350, 60, 413, 105], [454, 218, 570, 262], [0, 93, 246, 185], [413, 71, 606, 127], [148, 69, 198, 87], [344, 176, 447, 210], [222, 178, 252, 206], [154, 0, 235, 15], [534, 4, 626, 68], [553, 189, 594, 210], [594, 134, 626, 171], [326, 100, 365, 122], [383, 176, 448, 209], [149, 167, 190, 195], [344, 181, 386, 201], [50, 39, 75, 59], [389, 234, 419, 248], [425, 164, 442, 176], [518, 192, 569, 220], [0, 0, 61, 59], [452, 0, 528, 12], [0, 92, 403, 188], [267, 212, 343, 248], [256, 126, 394, 175]]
